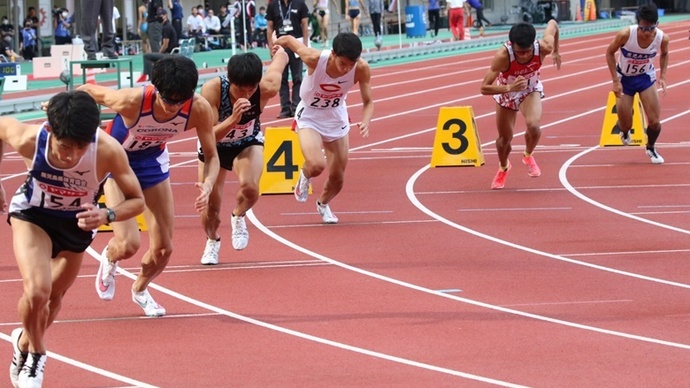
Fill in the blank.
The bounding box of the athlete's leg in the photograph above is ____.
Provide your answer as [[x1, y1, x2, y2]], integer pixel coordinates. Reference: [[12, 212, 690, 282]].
[[232, 145, 263, 216], [615, 93, 635, 134], [47, 250, 84, 330], [319, 135, 349, 205], [133, 178, 175, 293], [12, 219, 53, 354], [102, 178, 142, 263], [297, 127, 327, 179], [199, 160, 227, 240], [519, 92, 543, 155], [638, 83, 662, 145], [495, 103, 517, 168]]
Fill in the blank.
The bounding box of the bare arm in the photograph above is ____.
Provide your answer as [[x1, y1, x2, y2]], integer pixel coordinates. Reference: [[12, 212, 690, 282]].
[[267, 20, 276, 49], [92, 133, 145, 226], [0, 118, 39, 213], [355, 59, 373, 137], [540, 19, 561, 69], [273, 35, 321, 69], [480, 47, 523, 95], [605, 28, 629, 97], [77, 84, 143, 122], [658, 34, 670, 95], [260, 46, 290, 108], [190, 95, 220, 212]]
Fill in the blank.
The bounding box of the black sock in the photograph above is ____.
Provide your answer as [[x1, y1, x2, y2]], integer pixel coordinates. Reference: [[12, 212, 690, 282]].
[[646, 126, 661, 148]]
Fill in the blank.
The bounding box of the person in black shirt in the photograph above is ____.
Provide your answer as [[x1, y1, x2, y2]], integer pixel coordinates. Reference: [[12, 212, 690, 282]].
[[140, 10, 179, 82], [266, 0, 309, 118], [147, 0, 164, 52]]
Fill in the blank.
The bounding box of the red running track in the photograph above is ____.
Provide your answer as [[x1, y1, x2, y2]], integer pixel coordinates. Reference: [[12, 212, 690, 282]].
[[2, 20, 690, 387]]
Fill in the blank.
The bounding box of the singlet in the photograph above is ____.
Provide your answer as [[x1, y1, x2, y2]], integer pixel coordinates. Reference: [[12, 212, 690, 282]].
[[106, 85, 193, 158], [316, 0, 329, 10], [10, 125, 103, 218], [496, 40, 542, 88], [616, 25, 663, 79], [216, 75, 264, 146], [299, 50, 355, 117], [349, 0, 360, 8], [448, 0, 465, 9]]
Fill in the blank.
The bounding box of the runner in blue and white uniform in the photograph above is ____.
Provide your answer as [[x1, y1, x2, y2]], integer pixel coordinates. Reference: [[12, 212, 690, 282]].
[[606, 3, 669, 164], [78, 56, 219, 316]]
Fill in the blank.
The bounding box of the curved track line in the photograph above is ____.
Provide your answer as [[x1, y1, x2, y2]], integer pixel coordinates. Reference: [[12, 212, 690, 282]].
[[246, 207, 690, 350], [84, 249, 527, 387], [0, 333, 158, 388]]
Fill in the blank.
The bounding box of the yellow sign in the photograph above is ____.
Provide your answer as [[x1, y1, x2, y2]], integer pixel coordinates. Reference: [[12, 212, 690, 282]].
[[599, 91, 646, 147], [97, 195, 148, 232], [260, 127, 310, 195], [430, 106, 485, 167]]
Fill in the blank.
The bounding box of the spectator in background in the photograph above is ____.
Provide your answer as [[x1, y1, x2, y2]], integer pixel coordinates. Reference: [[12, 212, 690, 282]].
[[20, 20, 37, 60], [447, 0, 465, 41], [466, 0, 492, 28], [169, 0, 184, 38], [368, 0, 384, 48], [204, 9, 221, 35], [79, 0, 117, 59], [24, 7, 39, 37], [428, 0, 441, 37], [0, 16, 16, 52], [139, 9, 178, 82], [148, 0, 164, 53], [54, 8, 73, 45], [254, 6, 268, 48], [186, 6, 204, 38], [139, 0, 151, 53], [219, 4, 232, 48], [267, 0, 310, 118]]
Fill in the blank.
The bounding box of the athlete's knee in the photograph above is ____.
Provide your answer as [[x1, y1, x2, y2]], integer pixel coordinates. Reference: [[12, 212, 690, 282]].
[[22, 281, 51, 310], [238, 183, 260, 205], [150, 243, 173, 265], [304, 160, 326, 177]]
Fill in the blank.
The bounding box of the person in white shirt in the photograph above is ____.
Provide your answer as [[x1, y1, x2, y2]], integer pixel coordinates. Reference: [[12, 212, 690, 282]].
[[204, 9, 221, 34], [186, 6, 204, 37]]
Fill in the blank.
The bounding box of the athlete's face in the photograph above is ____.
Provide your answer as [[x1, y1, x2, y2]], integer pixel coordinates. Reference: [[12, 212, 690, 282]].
[[332, 54, 357, 77], [230, 84, 258, 100], [50, 137, 88, 168], [637, 21, 658, 36], [513, 44, 534, 63]]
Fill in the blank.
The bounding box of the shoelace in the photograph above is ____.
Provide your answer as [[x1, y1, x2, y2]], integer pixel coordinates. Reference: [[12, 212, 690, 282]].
[[23, 355, 44, 378]]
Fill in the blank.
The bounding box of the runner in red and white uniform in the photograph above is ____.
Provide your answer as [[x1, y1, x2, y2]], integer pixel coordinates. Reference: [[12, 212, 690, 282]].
[[480, 20, 561, 190]]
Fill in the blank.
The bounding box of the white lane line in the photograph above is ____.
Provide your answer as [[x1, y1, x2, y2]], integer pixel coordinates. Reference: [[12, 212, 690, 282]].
[[84, 248, 527, 387]]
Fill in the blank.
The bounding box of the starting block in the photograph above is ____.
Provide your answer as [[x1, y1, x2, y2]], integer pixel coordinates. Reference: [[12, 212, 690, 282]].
[[599, 91, 646, 147], [430, 106, 485, 167], [97, 195, 148, 232], [260, 127, 311, 195]]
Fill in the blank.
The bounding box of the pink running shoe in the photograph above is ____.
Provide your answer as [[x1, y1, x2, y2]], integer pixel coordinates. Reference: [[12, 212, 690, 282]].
[[491, 162, 511, 190], [522, 154, 541, 177]]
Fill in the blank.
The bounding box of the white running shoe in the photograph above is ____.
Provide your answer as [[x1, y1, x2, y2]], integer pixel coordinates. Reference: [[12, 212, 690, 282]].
[[294, 169, 311, 203], [317, 201, 338, 224], [96, 245, 118, 301], [132, 289, 166, 317], [645, 147, 664, 164], [231, 215, 249, 250], [9, 328, 26, 388], [619, 130, 632, 146], [17, 353, 46, 388], [200, 238, 220, 265]]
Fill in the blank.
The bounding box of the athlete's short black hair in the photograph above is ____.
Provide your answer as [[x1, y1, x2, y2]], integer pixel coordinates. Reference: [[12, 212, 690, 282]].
[[332, 32, 362, 62], [152, 56, 199, 102], [636, 3, 659, 25], [46, 91, 100, 147], [227, 52, 263, 87], [509, 22, 536, 49]]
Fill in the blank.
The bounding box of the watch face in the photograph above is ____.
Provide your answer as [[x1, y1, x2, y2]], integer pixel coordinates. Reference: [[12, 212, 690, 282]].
[[107, 209, 116, 223]]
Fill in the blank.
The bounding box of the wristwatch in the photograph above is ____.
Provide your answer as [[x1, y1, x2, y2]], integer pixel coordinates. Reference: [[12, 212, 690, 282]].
[[105, 208, 116, 225]]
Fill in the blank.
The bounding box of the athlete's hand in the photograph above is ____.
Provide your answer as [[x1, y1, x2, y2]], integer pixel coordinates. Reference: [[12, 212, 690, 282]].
[[0, 182, 7, 213], [233, 98, 252, 117], [194, 181, 212, 212], [510, 76, 527, 92], [76, 203, 104, 231], [657, 78, 667, 96], [612, 79, 623, 98], [357, 122, 369, 137], [551, 52, 561, 70]]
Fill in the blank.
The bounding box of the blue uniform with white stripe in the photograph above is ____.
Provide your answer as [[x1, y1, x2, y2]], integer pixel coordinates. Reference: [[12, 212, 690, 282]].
[[616, 25, 664, 96]]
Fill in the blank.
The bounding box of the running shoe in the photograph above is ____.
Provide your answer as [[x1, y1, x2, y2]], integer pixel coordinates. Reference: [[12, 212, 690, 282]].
[[317, 201, 338, 224], [200, 238, 220, 265], [375, 35, 382, 50], [9, 328, 26, 388], [96, 245, 118, 301], [522, 154, 541, 177], [491, 162, 511, 190], [18, 353, 46, 388], [645, 147, 665, 164], [619, 130, 632, 146], [231, 215, 249, 250], [294, 169, 311, 203], [132, 289, 166, 317]]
